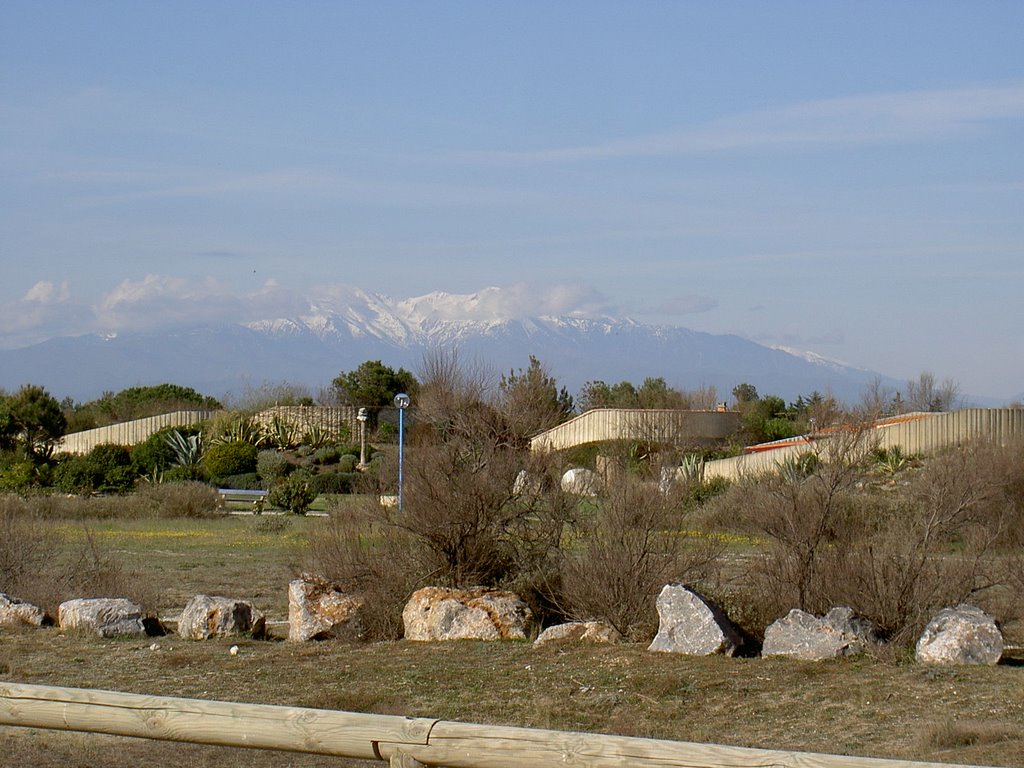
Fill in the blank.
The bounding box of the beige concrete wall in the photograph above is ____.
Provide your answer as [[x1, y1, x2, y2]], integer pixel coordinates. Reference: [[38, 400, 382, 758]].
[[57, 411, 216, 455], [253, 405, 359, 440], [58, 405, 363, 455], [530, 408, 741, 452], [703, 408, 1024, 482]]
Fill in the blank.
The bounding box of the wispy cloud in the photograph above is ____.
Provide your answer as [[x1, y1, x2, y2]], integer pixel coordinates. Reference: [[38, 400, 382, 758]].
[[635, 295, 719, 316], [93, 275, 311, 332], [395, 283, 618, 322], [461, 83, 1024, 163], [0, 276, 623, 349], [0, 281, 91, 349]]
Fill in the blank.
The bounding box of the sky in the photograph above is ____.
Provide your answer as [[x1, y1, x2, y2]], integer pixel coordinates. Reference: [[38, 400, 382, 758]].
[[1, 1, 1022, 399]]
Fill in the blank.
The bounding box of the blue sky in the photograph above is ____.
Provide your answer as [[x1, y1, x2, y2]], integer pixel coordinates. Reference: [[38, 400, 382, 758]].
[[1, 2, 1022, 399]]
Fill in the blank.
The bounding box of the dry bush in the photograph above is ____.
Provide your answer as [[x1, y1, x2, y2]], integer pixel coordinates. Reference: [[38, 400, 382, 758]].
[[14, 492, 141, 520], [14, 483, 220, 521], [0, 495, 157, 615], [385, 442, 570, 589], [0, 495, 59, 595], [134, 481, 222, 518], [305, 348, 577, 638], [306, 499, 424, 640], [715, 436, 1024, 645], [558, 472, 722, 642], [723, 428, 871, 629], [830, 440, 1022, 643], [39, 527, 159, 614]]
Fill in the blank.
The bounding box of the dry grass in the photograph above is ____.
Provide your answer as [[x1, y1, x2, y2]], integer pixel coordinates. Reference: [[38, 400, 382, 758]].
[[0, 630, 1022, 767], [1, 504, 1022, 767]]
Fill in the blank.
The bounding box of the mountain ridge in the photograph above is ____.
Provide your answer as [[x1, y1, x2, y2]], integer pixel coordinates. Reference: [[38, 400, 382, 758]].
[[0, 286, 916, 403]]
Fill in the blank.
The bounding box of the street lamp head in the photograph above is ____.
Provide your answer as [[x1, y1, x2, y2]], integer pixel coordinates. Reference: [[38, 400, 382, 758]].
[[393, 393, 410, 410], [356, 407, 368, 422]]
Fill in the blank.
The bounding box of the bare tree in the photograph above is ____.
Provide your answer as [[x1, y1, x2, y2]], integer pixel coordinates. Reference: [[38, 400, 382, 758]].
[[860, 377, 897, 419], [685, 384, 719, 411], [903, 371, 960, 413]]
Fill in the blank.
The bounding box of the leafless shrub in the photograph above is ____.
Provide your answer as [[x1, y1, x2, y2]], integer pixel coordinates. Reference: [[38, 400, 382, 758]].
[[830, 440, 1020, 643], [0, 495, 59, 594], [384, 442, 571, 590], [307, 499, 423, 640], [306, 348, 578, 638], [0, 495, 156, 615], [134, 481, 222, 518], [718, 434, 1023, 645], [731, 427, 872, 623], [558, 471, 722, 642]]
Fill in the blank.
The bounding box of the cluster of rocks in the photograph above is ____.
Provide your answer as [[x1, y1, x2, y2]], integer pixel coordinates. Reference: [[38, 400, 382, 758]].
[[0, 592, 263, 641], [0, 582, 1006, 666]]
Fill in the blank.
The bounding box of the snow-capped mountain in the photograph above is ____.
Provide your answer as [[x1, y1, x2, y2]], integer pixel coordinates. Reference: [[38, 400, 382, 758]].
[[0, 288, 898, 403]]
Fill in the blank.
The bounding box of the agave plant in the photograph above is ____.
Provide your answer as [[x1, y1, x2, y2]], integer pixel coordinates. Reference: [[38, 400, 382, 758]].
[[302, 424, 332, 450], [678, 453, 706, 484], [165, 429, 203, 468], [266, 415, 301, 450], [776, 451, 819, 483], [873, 445, 908, 476], [207, 415, 268, 447]]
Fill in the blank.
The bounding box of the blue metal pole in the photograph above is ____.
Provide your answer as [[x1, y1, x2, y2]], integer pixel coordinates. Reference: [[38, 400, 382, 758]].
[[397, 406, 404, 514]]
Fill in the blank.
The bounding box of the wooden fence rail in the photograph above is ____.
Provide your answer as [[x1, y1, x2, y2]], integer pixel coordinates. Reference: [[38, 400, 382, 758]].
[[0, 682, 993, 768]]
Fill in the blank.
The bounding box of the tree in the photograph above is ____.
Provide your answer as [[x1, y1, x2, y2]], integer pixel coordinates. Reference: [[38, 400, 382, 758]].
[[499, 356, 573, 446], [636, 377, 687, 410], [67, 384, 221, 431], [741, 394, 794, 444], [903, 371, 959, 413], [577, 377, 690, 411], [1, 385, 66, 459], [860, 377, 898, 418], [731, 382, 758, 407], [577, 380, 614, 411], [332, 360, 418, 409]]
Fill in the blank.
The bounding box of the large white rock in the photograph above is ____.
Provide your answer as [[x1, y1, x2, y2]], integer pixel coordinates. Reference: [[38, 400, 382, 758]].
[[534, 621, 621, 646], [762, 607, 875, 660], [561, 468, 601, 496], [0, 593, 48, 628], [648, 584, 741, 656], [403, 587, 535, 642], [916, 604, 1003, 666], [178, 595, 266, 640], [58, 598, 159, 638], [288, 576, 364, 642]]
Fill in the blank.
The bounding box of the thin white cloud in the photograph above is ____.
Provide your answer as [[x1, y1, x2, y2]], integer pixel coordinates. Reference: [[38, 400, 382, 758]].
[[461, 83, 1024, 163], [2, 276, 623, 350], [636, 295, 718, 316], [0, 281, 89, 349], [395, 283, 618, 323], [93, 275, 311, 332], [22, 280, 70, 304]]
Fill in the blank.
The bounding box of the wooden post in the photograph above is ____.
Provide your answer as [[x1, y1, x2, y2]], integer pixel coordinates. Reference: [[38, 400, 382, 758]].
[[0, 682, 993, 768], [0, 681, 436, 760]]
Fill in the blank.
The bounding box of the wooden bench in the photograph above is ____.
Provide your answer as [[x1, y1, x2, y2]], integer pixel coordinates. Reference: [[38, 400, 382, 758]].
[[217, 488, 269, 514]]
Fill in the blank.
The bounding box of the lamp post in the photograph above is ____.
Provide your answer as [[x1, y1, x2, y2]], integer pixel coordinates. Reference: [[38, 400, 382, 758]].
[[393, 393, 410, 514], [356, 407, 368, 469]]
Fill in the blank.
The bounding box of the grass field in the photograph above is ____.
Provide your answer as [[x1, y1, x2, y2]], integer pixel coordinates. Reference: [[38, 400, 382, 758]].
[[1, 513, 1022, 767]]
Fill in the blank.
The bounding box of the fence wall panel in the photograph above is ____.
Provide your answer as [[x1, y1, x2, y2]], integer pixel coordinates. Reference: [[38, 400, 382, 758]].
[[704, 409, 1024, 481], [531, 409, 741, 452], [57, 411, 217, 455]]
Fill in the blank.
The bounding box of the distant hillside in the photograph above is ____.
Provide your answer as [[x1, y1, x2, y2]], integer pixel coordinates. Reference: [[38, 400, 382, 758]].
[[0, 289, 898, 403]]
